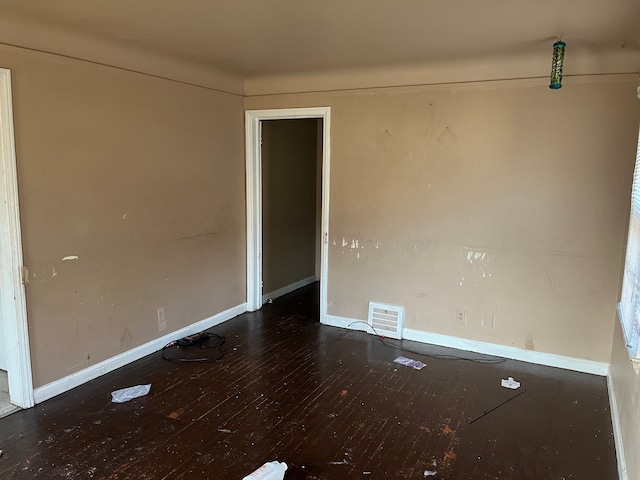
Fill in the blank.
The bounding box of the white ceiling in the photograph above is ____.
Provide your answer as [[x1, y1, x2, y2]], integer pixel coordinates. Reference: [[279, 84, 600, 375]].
[[0, 0, 637, 79]]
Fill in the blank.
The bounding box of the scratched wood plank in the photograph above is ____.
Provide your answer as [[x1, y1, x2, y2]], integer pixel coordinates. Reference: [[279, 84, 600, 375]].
[[0, 284, 618, 479]]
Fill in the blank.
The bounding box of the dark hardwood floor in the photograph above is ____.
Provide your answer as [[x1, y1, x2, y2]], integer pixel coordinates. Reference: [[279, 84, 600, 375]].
[[0, 284, 617, 479]]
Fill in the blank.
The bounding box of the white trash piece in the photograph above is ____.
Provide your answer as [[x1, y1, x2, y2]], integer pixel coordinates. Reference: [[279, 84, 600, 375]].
[[111, 384, 151, 403], [501, 377, 521, 389], [242, 461, 288, 480]]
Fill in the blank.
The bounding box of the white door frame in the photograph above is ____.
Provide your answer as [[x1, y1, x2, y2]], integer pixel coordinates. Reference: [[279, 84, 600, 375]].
[[245, 107, 331, 322], [0, 68, 34, 408]]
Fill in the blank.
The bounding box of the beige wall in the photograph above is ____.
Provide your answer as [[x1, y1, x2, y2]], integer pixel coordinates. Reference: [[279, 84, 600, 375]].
[[1, 44, 246, 387], [262, 119, 318, 295], [247, 75, 639, 363], [609, 321, 640, 479]]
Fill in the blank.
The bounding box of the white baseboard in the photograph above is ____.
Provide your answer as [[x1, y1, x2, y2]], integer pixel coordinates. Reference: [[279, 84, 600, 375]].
[[262, 275, 316, 304], [323, 314, 371, 332], [33, 302, 247, 404], [607, 373, 629, 480], [403, 328, 609, 376], [323, 315, 608, 376]]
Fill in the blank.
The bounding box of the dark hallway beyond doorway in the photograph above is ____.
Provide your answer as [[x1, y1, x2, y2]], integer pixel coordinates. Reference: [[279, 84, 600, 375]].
[[0, 283, 617, 479]]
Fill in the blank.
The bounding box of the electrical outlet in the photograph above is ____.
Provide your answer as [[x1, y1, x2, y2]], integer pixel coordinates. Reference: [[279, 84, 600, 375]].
[[456, 308, 466, 325], [157, 307, 166, 331], [482, 312, 495, 328]]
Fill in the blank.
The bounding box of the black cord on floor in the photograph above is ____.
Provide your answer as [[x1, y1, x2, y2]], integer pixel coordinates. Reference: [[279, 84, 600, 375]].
[[468, 389, 527, 424], [161, 332, 226, 363], [347, 321, 507, 364]]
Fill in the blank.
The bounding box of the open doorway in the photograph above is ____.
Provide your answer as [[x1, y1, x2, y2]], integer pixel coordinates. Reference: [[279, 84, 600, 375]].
[[0, 68, 34, 412], [261, 118, 321, 304], [245, 107, 330, 320]]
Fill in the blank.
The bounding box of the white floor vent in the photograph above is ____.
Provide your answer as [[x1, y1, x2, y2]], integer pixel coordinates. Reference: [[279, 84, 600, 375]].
[[368, 302, 405, 340]]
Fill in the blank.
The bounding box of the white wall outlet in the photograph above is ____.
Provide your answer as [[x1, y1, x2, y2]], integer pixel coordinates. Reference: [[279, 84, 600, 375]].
[[456, 308, 466, 325], [157, 307, 166, 331], [482, 312, 495, 328]]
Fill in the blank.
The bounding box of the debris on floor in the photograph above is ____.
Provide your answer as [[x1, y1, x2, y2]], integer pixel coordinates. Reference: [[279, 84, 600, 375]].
[[424, 470, 438, 477], [394, 356, 426, 370], [161, 331, 226, 363], [501, 377, 521, 389], [110, 384, 151, 403], [242, 460, 288, 480]]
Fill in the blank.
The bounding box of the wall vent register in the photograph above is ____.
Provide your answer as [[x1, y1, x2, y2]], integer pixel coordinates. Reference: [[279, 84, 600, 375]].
[[368, 302, 405, 340]]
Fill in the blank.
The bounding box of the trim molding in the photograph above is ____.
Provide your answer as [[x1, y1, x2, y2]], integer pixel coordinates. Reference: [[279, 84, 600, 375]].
[[245, 51, 639, 96], [607, 373, 629, 480], [0, 15, 243, 95], [33, 303, 247, 404], [403, 328, 608, 376], [323, 314, 371, 332], [323, 315, 608, 376], [262, 275, 316, 304], [245, 107, 331, 321], [0, 68, 34, 408]]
